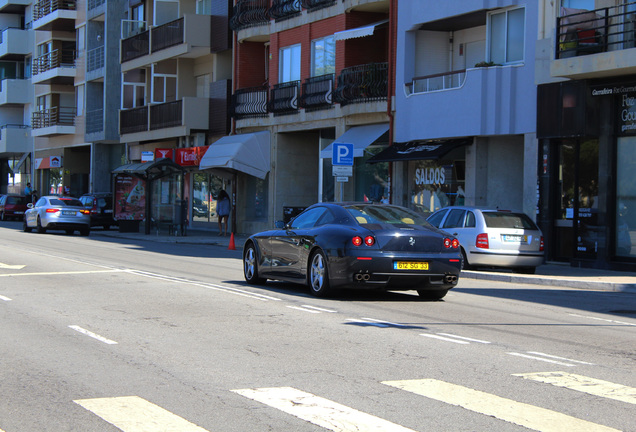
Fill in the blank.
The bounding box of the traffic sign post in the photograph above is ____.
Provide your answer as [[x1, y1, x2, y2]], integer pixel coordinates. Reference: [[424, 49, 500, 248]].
[[332, 142, 354, 200]]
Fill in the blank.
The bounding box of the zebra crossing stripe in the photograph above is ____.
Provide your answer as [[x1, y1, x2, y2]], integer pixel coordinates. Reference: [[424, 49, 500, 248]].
[[382, 379, 620, 432], [232, 387, 417, 432], [514, 372, 636, 405], [74, 396, 210, 432]]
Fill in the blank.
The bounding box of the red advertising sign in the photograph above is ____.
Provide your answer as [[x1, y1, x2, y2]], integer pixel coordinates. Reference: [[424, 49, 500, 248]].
[[155, 148, 174, 160], [176, 146, 209, 166], [114, 174, 146, 221]]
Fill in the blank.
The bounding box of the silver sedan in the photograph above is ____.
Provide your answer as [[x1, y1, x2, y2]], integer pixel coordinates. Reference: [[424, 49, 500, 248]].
[[23, 196, 91, 236]]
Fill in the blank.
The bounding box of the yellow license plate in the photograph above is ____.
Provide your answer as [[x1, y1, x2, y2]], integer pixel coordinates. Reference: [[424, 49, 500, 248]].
[[394, 261, 429, 270]]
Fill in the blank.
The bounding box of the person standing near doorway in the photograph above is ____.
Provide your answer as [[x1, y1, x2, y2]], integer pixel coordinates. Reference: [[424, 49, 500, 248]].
[[216, 190, 230, 236]]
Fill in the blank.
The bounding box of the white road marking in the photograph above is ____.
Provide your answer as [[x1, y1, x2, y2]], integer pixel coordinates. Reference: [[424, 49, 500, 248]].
[[68, 325, 118, 345], [436, 333, 491, 344], [514, 372, 636, 405], [526, 351, 594, 365], [287, 305, 322, 313], [507, 352, 575, 367], [74, 396, 210, 432], [0, 269, 125, 278], [569, 313, 636, 327], [382, 379, 621, 432], [232, 387, 417, 432], [0, 262, 25, 269], [0, 294, 12, 301], [345, 318, 390, 328], [420, 333, 470, 344], [362, 318, 408, 327], [301, 305, 337, 313]]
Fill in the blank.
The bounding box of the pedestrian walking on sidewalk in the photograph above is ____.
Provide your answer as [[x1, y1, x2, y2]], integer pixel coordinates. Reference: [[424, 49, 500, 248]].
[[216, 190, 230, 236]]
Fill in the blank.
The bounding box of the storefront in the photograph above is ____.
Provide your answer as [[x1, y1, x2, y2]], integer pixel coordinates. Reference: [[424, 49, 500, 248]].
[[537, 78, 636, 270]]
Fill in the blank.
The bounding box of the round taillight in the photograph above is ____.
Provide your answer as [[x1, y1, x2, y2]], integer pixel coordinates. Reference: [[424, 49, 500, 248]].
[[364, 236, 375, 246], [444, 238, 451, 248], [452, 238, 460, 249], [352, 236, 363, 247]]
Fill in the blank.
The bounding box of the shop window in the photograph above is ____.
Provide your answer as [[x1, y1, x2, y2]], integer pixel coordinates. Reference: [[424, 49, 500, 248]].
[[311, 36, 335, 77], [279, 44, 301, 83], [354, 146, 389, 203], [616, 137, 636, 257], [488, 7, 525, 64], [245, 174, 268, 221]]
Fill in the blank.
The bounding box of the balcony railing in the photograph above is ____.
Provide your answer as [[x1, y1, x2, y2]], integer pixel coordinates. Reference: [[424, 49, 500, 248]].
[[150, 100, 183, 130], [87, 46, 104, 72], [152, 17, 184, 53], [269, 81, 299, 115], [556, 2, 636, 59], [301, 0, 337, 12], [230, 0, 270, 31], [120, 106, 148, 135], [269, 0, 301, 21], [87, 0, 105, 11], [86, 109, 103, 134], [0, 124, 29, 140], [121, 30, 149, 63], [300, 74, 334, 111], [405, 69, 467, 95], [31, 107, 75, 129], [32, 49, 76, 75], [334, 62, 388, 106], [232, 86, 269, 119], [33, 0, 76, 21]]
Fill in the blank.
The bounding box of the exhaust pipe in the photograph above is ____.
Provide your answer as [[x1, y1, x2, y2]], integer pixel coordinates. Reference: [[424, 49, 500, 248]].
[[362, 274, 371, 281], [355, 274, 364, 281], [444, 275, 458, 284]]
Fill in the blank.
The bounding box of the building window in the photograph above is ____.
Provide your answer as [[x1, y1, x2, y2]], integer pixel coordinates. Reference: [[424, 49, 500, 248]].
[[122, 69, 146, 109], [561, 0, 594, 10], [488, 7, 525, 64], [76, 84, 84, 116], [151, 61, 177, 104], [196, 74, 210, 98], [279, 44, 301, 83], [196, 0, 212, 15], [311, 36, 335, 77]]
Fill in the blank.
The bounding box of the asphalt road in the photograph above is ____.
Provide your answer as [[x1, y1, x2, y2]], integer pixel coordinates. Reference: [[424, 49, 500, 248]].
[[1, 223, 635, 432]]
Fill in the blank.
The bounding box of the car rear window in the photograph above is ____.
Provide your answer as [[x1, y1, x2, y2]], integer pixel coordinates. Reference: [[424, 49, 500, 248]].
[[51, 198, 83, 207], [7, 196, 28, 205], [345, 205, 431, 227], [483, 212, 539, 230]]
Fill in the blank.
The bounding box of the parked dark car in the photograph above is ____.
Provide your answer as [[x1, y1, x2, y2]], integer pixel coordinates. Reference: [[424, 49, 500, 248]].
[[243, 202, 462, 300], [79, 193, 118, 230], [0, 195, 30, 221]]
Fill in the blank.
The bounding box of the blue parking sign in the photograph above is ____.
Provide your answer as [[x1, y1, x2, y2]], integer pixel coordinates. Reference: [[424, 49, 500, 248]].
[[332, 142, 354, 166]]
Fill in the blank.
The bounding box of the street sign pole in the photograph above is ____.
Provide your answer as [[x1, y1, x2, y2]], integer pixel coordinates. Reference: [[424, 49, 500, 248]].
[[332, 142, 354, 202]]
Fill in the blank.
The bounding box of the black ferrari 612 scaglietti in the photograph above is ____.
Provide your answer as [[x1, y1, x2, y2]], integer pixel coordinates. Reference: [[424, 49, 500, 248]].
[[243, 202, 462, 300]]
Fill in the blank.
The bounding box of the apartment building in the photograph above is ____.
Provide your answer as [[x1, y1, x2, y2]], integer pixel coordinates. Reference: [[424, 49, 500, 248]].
[[536, 0, 636, 270], [390, 1, 539, 220], [226, 0, 393, 233], [0, 1, 32, 195]]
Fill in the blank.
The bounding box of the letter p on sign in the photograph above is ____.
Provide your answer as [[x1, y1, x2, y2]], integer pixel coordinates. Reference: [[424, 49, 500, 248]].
[[333, 142, 354, 166]]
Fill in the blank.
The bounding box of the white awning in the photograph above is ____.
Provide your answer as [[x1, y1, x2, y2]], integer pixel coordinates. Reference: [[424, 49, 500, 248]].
[[334, 20, 389, 41], [320, 123, 389, 158], [199, 131, 271, 179]]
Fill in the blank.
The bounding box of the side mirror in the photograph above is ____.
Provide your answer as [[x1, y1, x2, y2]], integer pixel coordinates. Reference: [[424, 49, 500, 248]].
[[275, 220, 286, 229], [27, 203, 34, 209]]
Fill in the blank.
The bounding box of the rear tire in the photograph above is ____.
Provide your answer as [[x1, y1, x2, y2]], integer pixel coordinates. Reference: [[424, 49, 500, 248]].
[[308, 250, 331, 297], [0, 211, 5, 221], [417, 289, 449, 300], [23, 218, 31, 233], [461, 248, 472, 270], [243, 243, 266, 284], [36, 217, 46, 233]]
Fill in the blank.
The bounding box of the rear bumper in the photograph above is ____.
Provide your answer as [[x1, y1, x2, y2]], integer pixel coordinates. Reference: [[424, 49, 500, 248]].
[[467, 250, 544, 268]]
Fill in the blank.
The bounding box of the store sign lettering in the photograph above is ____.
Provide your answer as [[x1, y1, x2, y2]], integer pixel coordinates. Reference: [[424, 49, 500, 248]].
[[620, 93, 636, 133], [415, 167, 445, 185]]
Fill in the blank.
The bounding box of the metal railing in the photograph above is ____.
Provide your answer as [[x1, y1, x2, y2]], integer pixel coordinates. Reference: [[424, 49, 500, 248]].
[[85, 109, 103, 134], [120, 106, 148, 135], [556, 2, 636, 58], [87, 0, 105, 11], [300, 74, 334, 111], [269, 81, 299, 115], [269, 0, 301, 21], [405, 69, 467, 95], [31, 107, 75, 129], [334, 62, 388, 106], [121, 30, 149, 63], [33, 0, 77, 21], [150, 100, 183, 130], [230, 0, 271, 31], [151, 17, 184, 53], [32, 49, 76, 75], [232, 86, 269, 119], [301, 0, 336, 12], [86, 46, 104, 72]]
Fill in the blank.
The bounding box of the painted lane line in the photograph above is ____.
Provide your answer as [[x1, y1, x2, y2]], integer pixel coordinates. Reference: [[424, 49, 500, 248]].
[[0, 294, 12, 301], [232, 387, 417, 432], [301, 305, 337, 313], [0, 262, 26, 269], [0, 269, 125, 278], [526, 351, 594, 365], [74, 396, 210, 432], [345, 318, 391, 328], [569, 313, 636, 327], [507, 352, 575, 367], [436, 333, 491, 344], [420, 334, 470, 344], [514, 372, 636, 405], [68, 325, 118, 345], [382, 379, 621, 432], [287, 305, 322, 313], [362, 318, 409, 328]]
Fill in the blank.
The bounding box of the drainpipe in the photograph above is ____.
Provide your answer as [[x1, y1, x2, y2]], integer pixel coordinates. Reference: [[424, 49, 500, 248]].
[[387, 0, 396, 204]]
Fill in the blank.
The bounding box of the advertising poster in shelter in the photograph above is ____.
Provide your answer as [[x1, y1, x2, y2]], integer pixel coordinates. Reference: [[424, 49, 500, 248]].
[[114, 174, 146, 220]]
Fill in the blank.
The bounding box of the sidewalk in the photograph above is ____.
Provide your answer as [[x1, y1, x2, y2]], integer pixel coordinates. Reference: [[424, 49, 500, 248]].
[[92, 228, 636, 293]]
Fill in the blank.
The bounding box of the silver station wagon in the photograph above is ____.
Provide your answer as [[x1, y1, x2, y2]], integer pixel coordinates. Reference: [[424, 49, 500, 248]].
[[427, 206, 544, 274]]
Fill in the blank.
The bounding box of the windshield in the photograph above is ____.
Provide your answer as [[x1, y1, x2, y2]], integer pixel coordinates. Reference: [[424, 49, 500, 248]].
[[483, 212, 539, 230], [345, 204, 432, 227]]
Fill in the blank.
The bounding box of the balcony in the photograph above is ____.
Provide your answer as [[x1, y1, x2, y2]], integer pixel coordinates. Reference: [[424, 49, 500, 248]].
[[119, 97, 209, 142], [232, 86, 268, 119], [31, 107, 76, 137], [31, 49, 76, 85], [87, 0, 105, 20], [0, 78, 31, 105], [269, 0, 301, 22], [121, 14, 211, 71], [301, 0, 337, 12], [334, 62, 388, 107], [0, 27, 32, 59], [230, 0, 270, 32], [299, 74, 334, 111], [405, 70, 467, 95], [86, 45, 104, 80], [268, 81, 299, 116], [0, 124, 30, 153], [553, 2, 636, 79], [32, 0, 77, 32], [0, 1, 30, 13]]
